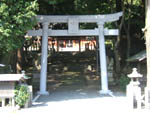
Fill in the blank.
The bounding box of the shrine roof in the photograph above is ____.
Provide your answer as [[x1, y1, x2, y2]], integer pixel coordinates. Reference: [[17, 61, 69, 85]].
[[126, 50, 146, 62]]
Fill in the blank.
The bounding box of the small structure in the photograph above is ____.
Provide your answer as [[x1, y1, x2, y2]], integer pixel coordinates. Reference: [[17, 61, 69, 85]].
[[126, 50, 146, 74], [126, 68, 143, 109], [0, 74, 24, 107], [126, 50, 146, 62]]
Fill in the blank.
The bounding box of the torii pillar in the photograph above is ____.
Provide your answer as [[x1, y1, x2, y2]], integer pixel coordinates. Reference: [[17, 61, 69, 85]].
[[38, 22, 49, 95], [98, 22, 111, 94]]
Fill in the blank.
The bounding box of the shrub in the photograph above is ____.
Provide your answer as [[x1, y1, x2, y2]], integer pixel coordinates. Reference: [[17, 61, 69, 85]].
[[15, 84, 29, 107], [119, 75, 130, 91]]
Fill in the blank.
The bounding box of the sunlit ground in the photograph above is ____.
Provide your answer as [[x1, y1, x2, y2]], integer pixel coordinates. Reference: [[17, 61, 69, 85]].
[[1, 95, 150, 113], [1, 85, 149, 113], [31, 96, 128, 113], [17, 90, 149, 113]]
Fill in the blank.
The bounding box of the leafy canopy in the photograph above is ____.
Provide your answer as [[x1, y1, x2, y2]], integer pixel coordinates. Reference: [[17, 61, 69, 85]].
[[0, 0, 38, 53]]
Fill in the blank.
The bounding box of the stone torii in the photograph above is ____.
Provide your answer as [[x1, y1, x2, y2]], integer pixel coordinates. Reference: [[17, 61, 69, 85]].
[[27, 12, 123, 95]]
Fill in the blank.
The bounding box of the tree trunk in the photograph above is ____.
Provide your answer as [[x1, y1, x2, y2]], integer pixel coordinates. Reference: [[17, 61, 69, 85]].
[[11, 51, 17, 73], [113, 40, 121, 78], [113, 0, 123, 79], [16, 48, 23, 73], [126, 20, 131, 59], [116, 0, 122, 12]]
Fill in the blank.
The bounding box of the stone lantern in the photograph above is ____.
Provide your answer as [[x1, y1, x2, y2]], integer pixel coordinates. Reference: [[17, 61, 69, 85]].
[[126, 68, 143, 109]]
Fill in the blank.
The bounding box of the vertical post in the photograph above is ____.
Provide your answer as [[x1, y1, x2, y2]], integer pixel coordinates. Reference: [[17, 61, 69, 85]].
[[57, 39, 59, 52], [79, 39, 81, 52], [2, 98, 5, 107], [12, 98, 15, 107], [38, 22, 49, 95], [97, 22, 111, 94], [24, 86, 33, 108], [145, 0, 150, 89], [145, 0, 150, 108], [96, 37, 99, 76]]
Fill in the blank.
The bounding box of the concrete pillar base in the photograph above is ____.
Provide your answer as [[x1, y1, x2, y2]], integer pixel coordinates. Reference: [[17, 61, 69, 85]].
[[37, 91, 49, 95], [99, 89, 112, 95]]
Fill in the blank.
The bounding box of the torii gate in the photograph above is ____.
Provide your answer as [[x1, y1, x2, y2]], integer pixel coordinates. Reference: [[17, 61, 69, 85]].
[[27, 12, 122, 95]]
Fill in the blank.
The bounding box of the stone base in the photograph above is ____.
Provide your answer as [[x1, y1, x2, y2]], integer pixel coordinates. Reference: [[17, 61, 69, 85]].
[[126, 84, 142, 109], [37, 91, 49, 95], [99, 89, 113, 95]]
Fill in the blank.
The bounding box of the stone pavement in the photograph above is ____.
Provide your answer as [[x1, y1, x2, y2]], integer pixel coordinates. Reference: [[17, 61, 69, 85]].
[[1, 86, 150, 113]]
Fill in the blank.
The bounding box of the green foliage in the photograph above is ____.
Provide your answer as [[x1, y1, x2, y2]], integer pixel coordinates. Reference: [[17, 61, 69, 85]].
[[38, 0, 116, 15], [0, 0, 38, 54], [46, 0, 64, 5], [119, 75, 130, 91], [15, 84, 29, 107], [73, 0, 116, 14]]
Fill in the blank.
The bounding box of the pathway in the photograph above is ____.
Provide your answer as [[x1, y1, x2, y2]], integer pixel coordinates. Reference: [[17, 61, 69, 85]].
[[1, 85, 150, 113]]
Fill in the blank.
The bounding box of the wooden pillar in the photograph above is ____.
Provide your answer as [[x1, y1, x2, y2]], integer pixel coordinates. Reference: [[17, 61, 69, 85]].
[[79, 39, 81, 52], [57, 39, 59, 52]]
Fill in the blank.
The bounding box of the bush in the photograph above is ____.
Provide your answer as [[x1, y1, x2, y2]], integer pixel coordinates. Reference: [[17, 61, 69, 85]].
[[119, 75, 130, 91], [15, 84, 29, 107]]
